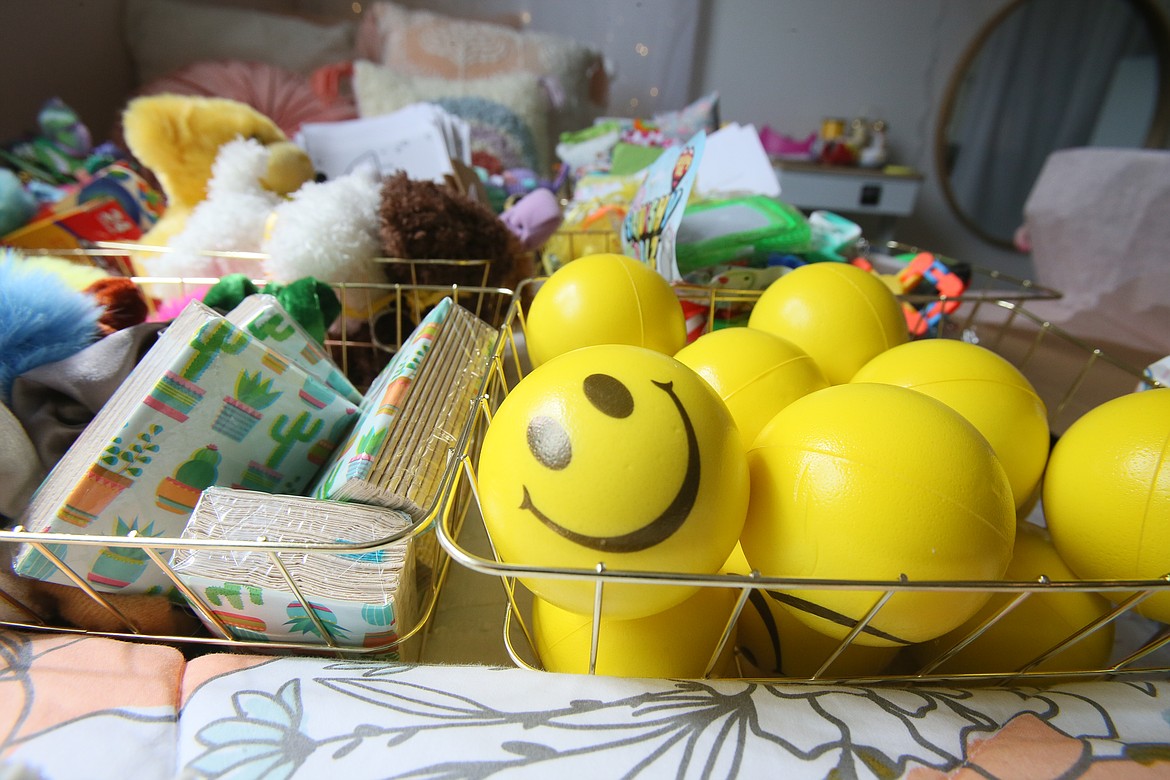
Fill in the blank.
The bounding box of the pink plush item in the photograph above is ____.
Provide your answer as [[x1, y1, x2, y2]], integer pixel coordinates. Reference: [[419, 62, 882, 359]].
[[147, 287, 209, 322], [135, 59, 358, 137]]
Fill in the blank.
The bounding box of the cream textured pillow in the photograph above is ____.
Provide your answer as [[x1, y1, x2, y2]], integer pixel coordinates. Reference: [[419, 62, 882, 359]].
[[361, 1, 602, 136], [124, 0, 358, 85], [353, 60, 551, 174]]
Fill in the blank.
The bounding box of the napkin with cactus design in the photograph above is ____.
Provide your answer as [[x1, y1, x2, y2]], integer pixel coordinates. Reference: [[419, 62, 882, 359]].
[[170, 487, 416, 657], [308, 297, 497, 521], [14, 300, 360, 595], [226, 294, 362, 406]]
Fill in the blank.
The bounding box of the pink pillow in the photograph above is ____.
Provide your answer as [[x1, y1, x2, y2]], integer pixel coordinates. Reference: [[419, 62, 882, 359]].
[[135, 59, 358, 137]]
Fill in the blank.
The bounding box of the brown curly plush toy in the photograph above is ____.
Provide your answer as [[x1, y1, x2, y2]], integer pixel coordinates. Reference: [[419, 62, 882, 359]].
[[377, 172, 534, 291]]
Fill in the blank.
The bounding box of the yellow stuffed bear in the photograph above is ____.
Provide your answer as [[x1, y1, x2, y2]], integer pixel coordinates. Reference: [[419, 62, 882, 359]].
[[121, 95, 316, 272]]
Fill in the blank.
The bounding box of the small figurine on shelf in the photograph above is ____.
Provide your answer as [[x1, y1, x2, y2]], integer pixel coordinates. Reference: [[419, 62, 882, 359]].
[[859, 119, 889, 169], [817, 117, 856, 166]]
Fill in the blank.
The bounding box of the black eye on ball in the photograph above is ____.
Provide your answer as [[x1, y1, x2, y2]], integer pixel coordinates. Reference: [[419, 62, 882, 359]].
[[583, 374, 634, 418], [528, 415, 572, 470]]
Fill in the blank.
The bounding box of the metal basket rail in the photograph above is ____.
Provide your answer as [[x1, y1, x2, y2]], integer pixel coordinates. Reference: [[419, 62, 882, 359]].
[[0, 267, 515, 659], [433, 279, 1170, 685]]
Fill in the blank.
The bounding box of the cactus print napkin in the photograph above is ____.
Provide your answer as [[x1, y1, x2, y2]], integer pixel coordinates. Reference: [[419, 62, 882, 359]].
[[170, 487, 415, 654], [14, 301, 360, 595]]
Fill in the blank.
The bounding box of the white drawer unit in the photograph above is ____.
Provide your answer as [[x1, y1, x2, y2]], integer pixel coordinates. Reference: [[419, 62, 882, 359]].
[[774, 161, 923, 217]]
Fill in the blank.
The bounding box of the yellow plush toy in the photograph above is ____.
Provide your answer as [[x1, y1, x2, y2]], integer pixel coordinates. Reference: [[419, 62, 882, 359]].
[[121, 95, 315, 272]]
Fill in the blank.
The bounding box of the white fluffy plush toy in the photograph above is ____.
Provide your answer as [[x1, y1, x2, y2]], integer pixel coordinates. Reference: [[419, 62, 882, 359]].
[[262, 163, 388, 318], [150, 138, 289, 281]]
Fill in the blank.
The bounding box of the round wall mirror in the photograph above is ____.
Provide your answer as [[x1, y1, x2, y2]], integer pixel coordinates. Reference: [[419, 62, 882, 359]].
[[936, 0, 1170, 248]]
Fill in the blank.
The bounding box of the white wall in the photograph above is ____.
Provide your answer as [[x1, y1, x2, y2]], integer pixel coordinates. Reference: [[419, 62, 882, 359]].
[[694, 0, 1023, 274]]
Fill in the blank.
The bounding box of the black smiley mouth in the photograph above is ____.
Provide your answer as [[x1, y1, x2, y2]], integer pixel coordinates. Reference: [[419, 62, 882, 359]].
[[519, 376, 701, 553]]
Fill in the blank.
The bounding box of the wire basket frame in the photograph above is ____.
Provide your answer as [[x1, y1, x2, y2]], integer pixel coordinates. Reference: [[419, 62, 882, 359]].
[[0, 270, 515, 659], [433, 276, 1170, 686]]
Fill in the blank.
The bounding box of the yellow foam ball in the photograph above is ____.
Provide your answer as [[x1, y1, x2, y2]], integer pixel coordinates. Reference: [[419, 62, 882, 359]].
[[852, 339, 1050, 510], [748, 262, 908, 384], [721, 545, 900, 678], [912, 521, 1115, 676], [674, 327, 829, 448], [1043, 389, 1170, 622], [525, 253, 686, 367], [532, 586, 739, 678], [478, 344, 749, 619], [741, 382, 1016, 647]]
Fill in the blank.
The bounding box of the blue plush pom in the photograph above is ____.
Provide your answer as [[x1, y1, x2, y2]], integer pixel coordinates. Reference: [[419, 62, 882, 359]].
[[0, 248, 102, 403]]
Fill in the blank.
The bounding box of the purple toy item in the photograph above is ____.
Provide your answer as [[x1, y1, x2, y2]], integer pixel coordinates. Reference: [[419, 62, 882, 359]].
[[501, 188, 564, 251]]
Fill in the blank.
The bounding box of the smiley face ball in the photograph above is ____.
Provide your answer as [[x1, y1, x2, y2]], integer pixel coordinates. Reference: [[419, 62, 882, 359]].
[[674, 327, 829, 448], [852, 339, 1050, 510], [478, 343, 749, 619], [532, 586, 739, 678], [912, 521, 1115, 675], [740, 382, 1016, 647], [525, 253, 686, 367], [1043, 389, 1170, 622], [748, 262, 908, 384]]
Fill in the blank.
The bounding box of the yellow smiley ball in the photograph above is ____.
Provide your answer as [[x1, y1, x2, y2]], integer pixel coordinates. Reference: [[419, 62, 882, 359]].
[[912, 521, 1115, 676], [478, 343, 749, 620], [721, 544, 900, 678], [741, 382, 1015, 647], [748, 262, 909, 384], [674, 327, 829, 449], [532, 586, 739, 678], [525, 253, 686, 367], [851, 339, 1051, 510], [1043, 389, 1170, 622]]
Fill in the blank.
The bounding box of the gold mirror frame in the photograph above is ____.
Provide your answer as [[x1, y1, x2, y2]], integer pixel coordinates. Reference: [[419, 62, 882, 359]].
[[935, 0, 1170, 249]]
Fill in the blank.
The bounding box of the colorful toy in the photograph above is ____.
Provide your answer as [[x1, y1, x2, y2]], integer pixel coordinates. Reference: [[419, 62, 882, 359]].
[[740, 382, 1015, 647], [477, 343, 748, 619], [851, 339, 1050, 510], [532, 585, 739, 678], [888, 251, 969, 336], [120, 94, 315, 255], [722, 545, 900, 678], [500, 187, 564, 251], [674, 326, 828, 448], [0, 249, 102, 404], [912, 522, 1115, 676], [1043, 389, 1170, 622], [747, 261, 909, 384], [0, 169, 38, 236], [524, 253, 686, 368]]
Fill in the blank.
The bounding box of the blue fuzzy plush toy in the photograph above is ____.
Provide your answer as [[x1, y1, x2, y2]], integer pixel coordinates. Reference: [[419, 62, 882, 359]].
[[0, 248, 102, 404]]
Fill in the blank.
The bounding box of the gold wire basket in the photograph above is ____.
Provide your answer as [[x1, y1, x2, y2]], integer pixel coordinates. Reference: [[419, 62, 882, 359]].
[[433, 268, 1170, 686], [0, 254, 515, 660]]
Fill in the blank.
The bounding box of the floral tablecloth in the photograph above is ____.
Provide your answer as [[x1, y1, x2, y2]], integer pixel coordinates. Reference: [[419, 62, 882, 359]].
[[2, 629, 1170, 779]]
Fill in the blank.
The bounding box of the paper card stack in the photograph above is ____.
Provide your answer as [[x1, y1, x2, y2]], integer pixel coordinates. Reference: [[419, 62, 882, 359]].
[[227, 294, 362, 406], [14, 300, 361, 594], [170, 487, 416, 656], [310, 296, 498, 522]]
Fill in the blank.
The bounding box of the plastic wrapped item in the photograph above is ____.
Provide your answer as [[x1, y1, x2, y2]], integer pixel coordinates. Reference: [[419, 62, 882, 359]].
[[171, 487, 416, 656]]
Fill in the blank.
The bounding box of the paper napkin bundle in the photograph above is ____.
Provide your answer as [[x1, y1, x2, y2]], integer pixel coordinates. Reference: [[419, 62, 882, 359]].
[[310, 296, 498, 521], [171, 486, 416, 655], [15, 300, 360, 594]]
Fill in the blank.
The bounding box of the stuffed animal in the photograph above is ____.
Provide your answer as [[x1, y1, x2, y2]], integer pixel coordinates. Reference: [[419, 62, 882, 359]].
[[149, 137, 294, 280], [262, 162, 390, 319], [120, 95, 315, 272], [0, 249, 103, 404], [378, 171, 535, 292]]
